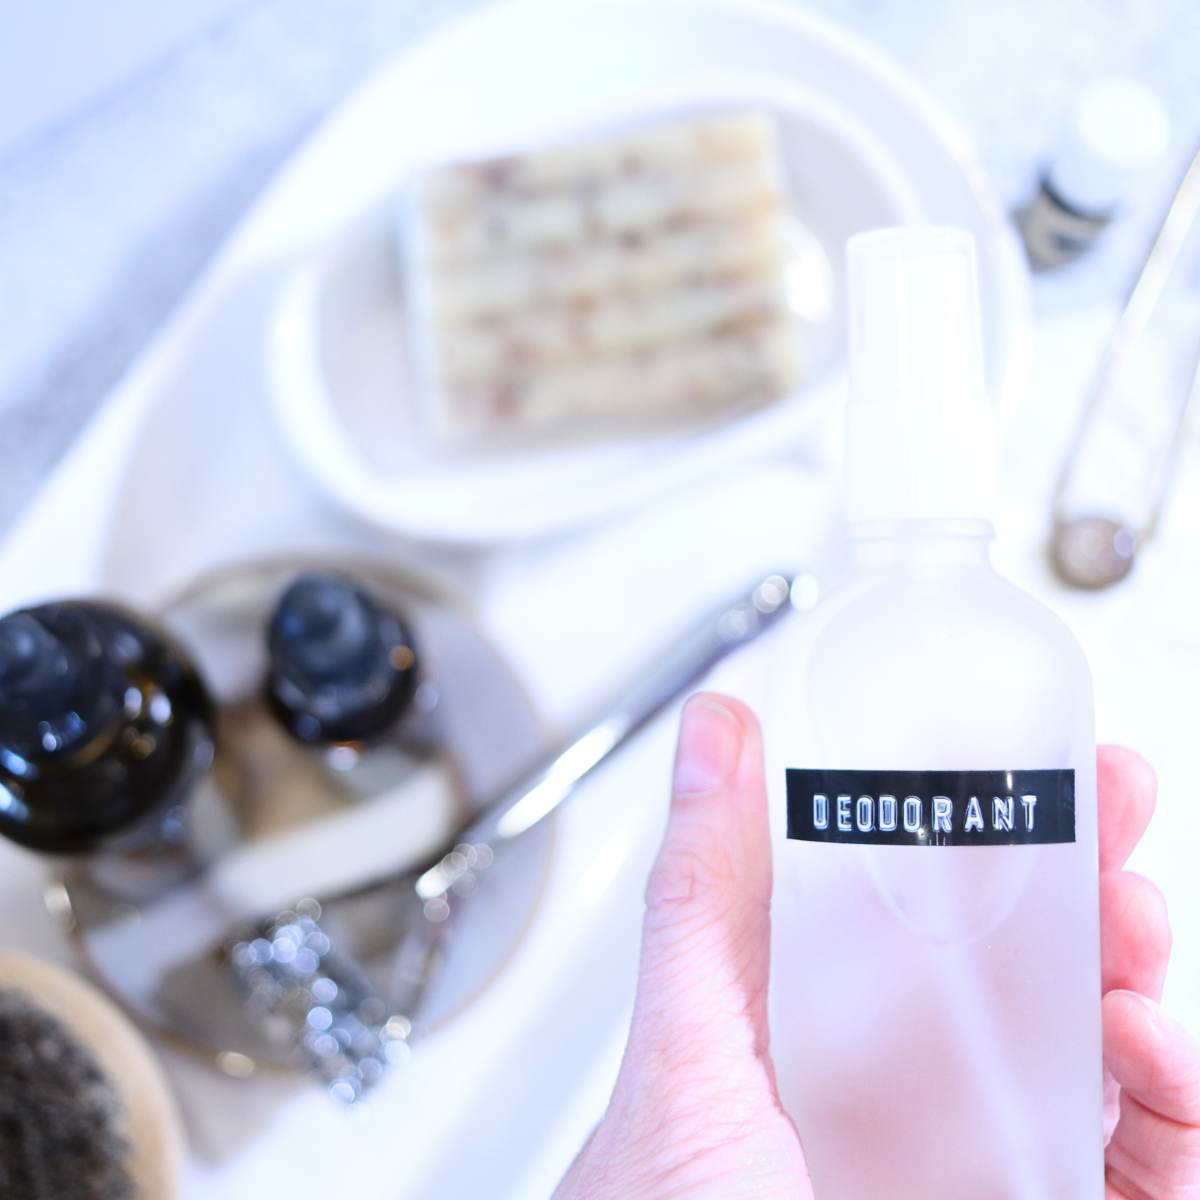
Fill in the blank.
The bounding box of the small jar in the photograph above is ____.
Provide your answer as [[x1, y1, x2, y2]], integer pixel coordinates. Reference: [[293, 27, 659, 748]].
[[1019, 77, 1170, 270], [264, 572, 429, 792]]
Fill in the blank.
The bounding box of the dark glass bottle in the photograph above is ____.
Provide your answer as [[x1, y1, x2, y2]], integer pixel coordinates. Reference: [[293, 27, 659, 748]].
[[0, 601, 216, 855], [265, 573, 419, 748]]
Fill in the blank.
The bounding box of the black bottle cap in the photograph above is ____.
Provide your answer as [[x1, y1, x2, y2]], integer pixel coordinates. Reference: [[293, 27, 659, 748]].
[[0, 605, 121, 760], [266, 573, 418, 745], [0, 613, 70, 698]]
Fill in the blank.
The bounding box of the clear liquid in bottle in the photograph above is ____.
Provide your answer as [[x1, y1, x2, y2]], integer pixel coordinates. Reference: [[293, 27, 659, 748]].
[[768, 229, 1103, 1198]]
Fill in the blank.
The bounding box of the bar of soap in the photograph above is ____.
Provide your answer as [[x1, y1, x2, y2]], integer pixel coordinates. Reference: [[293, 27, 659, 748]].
[[405, 111, 803, 438]]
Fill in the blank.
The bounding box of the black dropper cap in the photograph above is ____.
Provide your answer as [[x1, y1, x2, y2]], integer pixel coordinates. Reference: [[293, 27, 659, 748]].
[[265, 574, 418, 746], [0, 606, 121, 763]]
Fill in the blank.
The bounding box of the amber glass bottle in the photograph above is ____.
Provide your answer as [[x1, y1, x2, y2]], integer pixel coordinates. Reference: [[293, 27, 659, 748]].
[[0, 601, 215, 855], [265, 573, 419, 748]]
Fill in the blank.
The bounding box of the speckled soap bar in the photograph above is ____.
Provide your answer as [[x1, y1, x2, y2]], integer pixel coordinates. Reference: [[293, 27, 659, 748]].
[[406, 111, 802, 437]]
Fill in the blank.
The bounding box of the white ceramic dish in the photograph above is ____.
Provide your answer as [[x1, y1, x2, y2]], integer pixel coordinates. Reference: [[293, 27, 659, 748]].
[[264, 0, 1029, 544]]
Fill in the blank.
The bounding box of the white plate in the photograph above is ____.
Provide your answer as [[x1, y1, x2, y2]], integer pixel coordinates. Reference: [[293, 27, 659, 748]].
[[263, 0, 1029, 544]]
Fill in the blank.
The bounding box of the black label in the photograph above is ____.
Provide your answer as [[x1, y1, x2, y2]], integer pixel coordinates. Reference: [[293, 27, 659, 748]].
[[785, 769, 1075, 847]]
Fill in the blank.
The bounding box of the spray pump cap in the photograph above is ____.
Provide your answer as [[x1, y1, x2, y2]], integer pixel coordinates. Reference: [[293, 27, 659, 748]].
[[844, 227, 997, 526], [1047, 77, 1170, 217]]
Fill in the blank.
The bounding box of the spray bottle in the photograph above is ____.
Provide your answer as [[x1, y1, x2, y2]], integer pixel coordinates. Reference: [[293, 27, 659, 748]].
[[769, 228, 1103, 1197]]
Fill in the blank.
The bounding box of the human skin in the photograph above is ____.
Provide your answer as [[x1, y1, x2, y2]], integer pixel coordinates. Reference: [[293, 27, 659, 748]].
[[555, 693, 1200, 1200]]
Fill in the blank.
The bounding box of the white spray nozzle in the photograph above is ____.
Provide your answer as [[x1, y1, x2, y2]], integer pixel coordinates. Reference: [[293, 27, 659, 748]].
[[845, 227, 997, 526]]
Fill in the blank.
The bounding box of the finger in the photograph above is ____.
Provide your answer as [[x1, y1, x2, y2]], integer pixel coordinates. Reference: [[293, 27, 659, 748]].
[[1098, 746, 1156, 872], [633, 693, 772, 1064], [1104, 991, 1200, 1197], [1105, 991, 1200, 1124], [566, 695, 808, 1198], [1100, 871, 1172, 1000]]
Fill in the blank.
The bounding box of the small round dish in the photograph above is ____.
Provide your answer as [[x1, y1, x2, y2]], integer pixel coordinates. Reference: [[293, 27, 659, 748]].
[[48, 556, 553, 1077], [264, 0, 1028, 544]]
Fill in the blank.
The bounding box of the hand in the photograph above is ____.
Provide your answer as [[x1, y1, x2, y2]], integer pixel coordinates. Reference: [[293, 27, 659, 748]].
[[554, 694, 1200, 1199]]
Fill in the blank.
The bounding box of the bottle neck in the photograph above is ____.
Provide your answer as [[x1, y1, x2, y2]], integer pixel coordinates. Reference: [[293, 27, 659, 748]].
[[849, 518, 996, 570]]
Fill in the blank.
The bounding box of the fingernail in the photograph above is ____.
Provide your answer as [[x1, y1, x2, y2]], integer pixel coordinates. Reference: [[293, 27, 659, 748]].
[[673, 696, 742, 796], [1101, 1068, 1121, 1144]]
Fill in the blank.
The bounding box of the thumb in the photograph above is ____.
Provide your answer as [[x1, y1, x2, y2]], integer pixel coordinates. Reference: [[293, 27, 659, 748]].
[[555, 694, 810, 1200], [629, 691, 775, 1074]]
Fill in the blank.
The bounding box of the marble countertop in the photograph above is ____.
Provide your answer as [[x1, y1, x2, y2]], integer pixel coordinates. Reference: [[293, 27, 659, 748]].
[[2, 0, 1199, 535]]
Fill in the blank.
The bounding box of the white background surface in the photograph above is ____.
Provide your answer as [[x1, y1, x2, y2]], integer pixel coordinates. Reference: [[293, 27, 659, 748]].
[[3, 0, 1200, 531], [1, 3, 1199, 1199]]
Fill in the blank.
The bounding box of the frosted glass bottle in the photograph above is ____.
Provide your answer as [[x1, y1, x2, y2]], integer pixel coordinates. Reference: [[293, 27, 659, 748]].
[[768, 230, 1103, 1197]]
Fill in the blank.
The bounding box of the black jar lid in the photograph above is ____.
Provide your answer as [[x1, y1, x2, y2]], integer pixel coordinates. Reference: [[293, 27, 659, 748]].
[[0, 604, 123, 764], [265, 573, 418, 746]]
